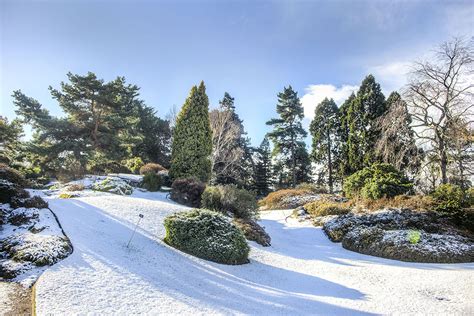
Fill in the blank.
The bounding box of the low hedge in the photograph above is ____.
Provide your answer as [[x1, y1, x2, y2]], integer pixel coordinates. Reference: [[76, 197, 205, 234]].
[[164, 209, 249, 264]]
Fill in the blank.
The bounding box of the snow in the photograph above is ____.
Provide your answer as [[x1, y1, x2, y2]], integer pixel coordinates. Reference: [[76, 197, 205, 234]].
[[34, 191, 474, 315]]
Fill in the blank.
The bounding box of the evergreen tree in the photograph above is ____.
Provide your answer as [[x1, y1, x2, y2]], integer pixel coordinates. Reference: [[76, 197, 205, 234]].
[[338, 93, 355, 179], [170, 82, 212, 182], [374, 92, 421, 174], [0, 116, 24, 165], [266, 86, 307, 187], [294, 142, 312, 184], [310, 98, 340, 193], [346, 75, 386, 172], [254, 137, 272, 196]]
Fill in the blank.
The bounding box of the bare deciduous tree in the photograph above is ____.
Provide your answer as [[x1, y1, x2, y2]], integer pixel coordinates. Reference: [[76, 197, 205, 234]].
[[209, 109, 244, 184], [404, 38, 474, 184]]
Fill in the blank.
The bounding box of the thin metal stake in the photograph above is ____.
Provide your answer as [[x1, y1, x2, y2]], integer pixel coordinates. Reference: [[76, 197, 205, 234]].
[[127, 214, 144, 248]]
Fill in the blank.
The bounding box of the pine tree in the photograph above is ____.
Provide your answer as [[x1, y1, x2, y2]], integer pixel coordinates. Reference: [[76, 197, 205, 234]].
[[170, 82, 212, 182], [254, 137, 272, 196], [346, 75, 386, 172], [338, 93, 355, 179], [310, 98, 340, 193], [0, 116, 24, 165], [266, 86, 307, 187]]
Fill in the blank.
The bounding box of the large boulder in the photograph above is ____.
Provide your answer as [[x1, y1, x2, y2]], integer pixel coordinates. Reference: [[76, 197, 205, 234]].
[[164, 209, 249, 264], [342, 227, 474, 263]]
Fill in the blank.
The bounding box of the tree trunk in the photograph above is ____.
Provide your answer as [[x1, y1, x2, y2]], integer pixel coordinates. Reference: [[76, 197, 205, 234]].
[[439, 140, 448, 184], [327, 130, 333, 194]]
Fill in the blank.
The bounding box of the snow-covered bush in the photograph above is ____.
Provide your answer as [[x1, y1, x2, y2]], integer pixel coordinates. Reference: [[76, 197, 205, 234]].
[[164, 209, 249, 264], [202, 185, 258, 220], [93, 177, 133, 195], [233, 218, 271, 247], [139, 163, 166, 175], [0, 163, 28, 187], [142, 173, 162, 192], [0, 179, 29, 204], [11, 195, 48, 209], [1, 233, 72, 266], [343, 163, 413, 199], [170, 178, 206, 207], [8, 208, 39, 226]]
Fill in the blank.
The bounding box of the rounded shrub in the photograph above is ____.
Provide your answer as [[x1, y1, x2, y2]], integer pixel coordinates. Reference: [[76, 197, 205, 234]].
[[142, 173, 162, 192], [343, 163, 413, 199], [431, 184, 464, 214], [219, 185, 258, 220], [164, 209, 249, 264], [139, 163, 166, 175], [170, 178, 206, 207], [201, 186, 223, 212]]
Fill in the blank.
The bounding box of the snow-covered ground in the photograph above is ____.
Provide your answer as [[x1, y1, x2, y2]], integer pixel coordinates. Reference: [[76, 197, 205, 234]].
[[35, 190, 474, 315]]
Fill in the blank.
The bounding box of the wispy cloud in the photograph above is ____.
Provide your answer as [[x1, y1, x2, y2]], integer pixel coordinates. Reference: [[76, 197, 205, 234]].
[[369, 61, 411, 94], [301, 84, 358, 119]]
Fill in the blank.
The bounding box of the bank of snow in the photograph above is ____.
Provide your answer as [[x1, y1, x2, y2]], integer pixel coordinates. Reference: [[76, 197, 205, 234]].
[[35, 191, 474, 315]]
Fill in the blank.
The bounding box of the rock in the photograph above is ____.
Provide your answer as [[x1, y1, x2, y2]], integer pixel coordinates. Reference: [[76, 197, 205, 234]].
[[233, 218, 271, 247], [342, 227, 474, 263]]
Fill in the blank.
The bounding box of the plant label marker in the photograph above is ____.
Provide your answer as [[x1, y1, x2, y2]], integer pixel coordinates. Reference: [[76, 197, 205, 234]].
[[127, 213, 144, 248]]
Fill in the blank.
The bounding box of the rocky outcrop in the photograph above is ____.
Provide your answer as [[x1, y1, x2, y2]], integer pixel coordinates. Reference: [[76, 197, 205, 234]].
[[323, 209, 474, 263]]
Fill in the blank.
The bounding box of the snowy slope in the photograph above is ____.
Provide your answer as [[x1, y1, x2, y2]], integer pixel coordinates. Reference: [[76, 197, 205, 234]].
[[35, 191, 474, 315]]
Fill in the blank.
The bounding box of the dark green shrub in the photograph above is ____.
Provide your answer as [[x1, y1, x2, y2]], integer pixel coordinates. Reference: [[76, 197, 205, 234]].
[[343, 163, 413, 199], [164, 209, 249, 264], [202, 185, 259, 220], [220, 185, 258, 220], [142, 173, 162, 192], [0, 179, 29, 204], [170, 178, 206, 207], [0, 164, 27, 187], [201, 186, 223, 211], [139, 163, 166, 175], [431, 184, 464, 214]]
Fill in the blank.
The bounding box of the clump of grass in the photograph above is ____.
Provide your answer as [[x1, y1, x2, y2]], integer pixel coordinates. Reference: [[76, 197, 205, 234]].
[[407, 230, 421, 244]]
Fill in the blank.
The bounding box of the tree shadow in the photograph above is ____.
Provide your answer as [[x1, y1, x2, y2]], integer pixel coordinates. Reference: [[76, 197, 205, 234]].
[[45, 198, 374, 315]]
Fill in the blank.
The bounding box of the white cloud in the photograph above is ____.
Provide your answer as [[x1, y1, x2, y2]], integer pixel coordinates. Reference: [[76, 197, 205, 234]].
[[301, 84, 358, 119], [369, 61, 411, 94]]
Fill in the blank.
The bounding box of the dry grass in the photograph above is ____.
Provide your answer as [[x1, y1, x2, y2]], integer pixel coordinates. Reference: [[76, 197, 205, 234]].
[[259, 188, 312, 209], [304, 200, 351, 217], [66, 183, 85, 191], [351, 195, 435, 212]]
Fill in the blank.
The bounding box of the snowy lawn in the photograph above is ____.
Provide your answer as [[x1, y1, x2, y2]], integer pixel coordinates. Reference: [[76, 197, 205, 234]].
[[35, 191, 474, 315]]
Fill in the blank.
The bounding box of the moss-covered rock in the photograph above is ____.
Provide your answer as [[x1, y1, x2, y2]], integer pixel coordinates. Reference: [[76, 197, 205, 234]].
[[164, 209, 249, 264]]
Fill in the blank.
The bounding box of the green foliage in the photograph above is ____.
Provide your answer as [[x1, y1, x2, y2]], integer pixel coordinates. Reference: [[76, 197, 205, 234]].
[[343, 163, 413, 199], [142, 173, 162, 192], [58, 193, 74, 199], [201, 186, 223, 211], [164, 209, 249, 265], [170, 178, 206, 207], [202, 185, 258, 220], [266, 86, 307, 187], [253, 137, 272, 196], [170, 82, 212, 182], [0, 164, 28, 187], [431, 184, 464, 214], [345, 75, 386, 172], [0, 116, 24, 165], [56, 153, 86, 183], [303, 200, 351, 217], [407, 230, 421, 244], [310, 98, 340, 193], [139, 163, 166, 175], [123, 157, 144, 174]]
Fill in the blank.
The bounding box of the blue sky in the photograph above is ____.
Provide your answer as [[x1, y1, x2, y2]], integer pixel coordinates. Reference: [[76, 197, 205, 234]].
[[1, 0, 473, 145]]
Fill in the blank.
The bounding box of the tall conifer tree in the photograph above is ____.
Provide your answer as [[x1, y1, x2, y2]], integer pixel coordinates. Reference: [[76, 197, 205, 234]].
[[266, 86, 307, 187], [170, 82, 212, 182]]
